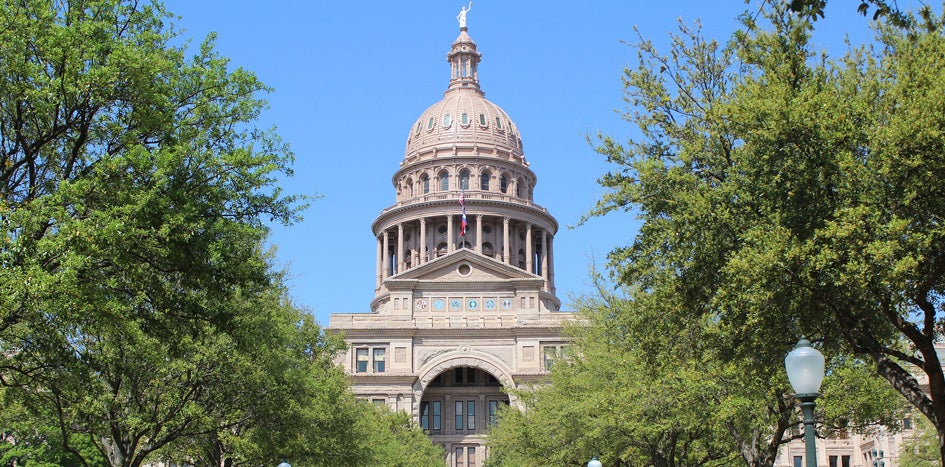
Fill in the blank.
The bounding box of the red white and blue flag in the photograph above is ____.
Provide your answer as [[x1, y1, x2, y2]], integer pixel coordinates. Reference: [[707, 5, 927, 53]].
[[460, 190, 468, 236]]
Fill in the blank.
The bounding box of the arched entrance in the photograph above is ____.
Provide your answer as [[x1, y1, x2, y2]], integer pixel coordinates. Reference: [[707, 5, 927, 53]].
[[416, 355, 513, 467]]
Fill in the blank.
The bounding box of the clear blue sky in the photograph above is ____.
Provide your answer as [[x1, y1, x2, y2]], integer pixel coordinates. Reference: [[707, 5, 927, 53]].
[[161, 1, 924, 325]]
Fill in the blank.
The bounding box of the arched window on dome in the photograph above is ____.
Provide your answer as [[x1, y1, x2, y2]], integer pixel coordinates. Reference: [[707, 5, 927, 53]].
[[482, 242, 494, 258], [495, 117, 503, 130], [438, 171, 450, 191], [480, 171, 491, 191], [500, 175, 508, 194], [516, 178, 525, 198], [405, 178, 414, 198], [459, 169, 470, 191], [420, 174, 430, 194], [436, 242, 448, 257]]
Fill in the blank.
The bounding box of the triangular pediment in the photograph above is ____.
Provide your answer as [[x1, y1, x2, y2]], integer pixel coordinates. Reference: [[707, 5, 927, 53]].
[[387, 249, 540, 285]]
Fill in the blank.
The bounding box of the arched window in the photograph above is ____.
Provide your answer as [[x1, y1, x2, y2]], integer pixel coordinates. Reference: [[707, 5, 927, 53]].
[[405, 178, 414, 197], [516, 178, 525, 198], [438, 171, 450, 191], [482, 242, 494, 257], [459, 169, 470, 191], [436, 242, 448, 257], [420, 174, 430, 194], [480, 172, 491, 191], [500, 175, 508, 194]]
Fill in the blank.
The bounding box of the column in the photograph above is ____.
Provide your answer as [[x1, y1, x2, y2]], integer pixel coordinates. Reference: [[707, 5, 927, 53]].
[[420, 217, 427, 264], [541, 229, 549, 291], [476, 214, 483, 253], [397, 223, 405, 273], [525, 223, 533, 274], [382, 230, 390, 279], [447, 214, 455, 253], [503, 217, 510, 264], [375, 235, 383, 288], [548, 235, 556, 293]]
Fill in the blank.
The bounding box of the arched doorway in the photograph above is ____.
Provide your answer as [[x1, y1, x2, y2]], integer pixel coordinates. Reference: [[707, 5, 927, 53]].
[[417, 364, 511, 467]]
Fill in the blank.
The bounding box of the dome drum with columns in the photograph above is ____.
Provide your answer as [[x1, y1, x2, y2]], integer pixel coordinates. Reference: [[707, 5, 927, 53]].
[[329, 16, 573, 466]]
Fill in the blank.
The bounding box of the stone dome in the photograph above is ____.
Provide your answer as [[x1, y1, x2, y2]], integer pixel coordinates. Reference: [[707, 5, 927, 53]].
[[404, 91, 523, 161], [403, 27, 525, 163]]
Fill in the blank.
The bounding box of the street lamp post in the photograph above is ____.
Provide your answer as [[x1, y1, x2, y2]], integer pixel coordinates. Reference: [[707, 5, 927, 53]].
[[588, 457, 602, 467], [785, 338, 825, 467]]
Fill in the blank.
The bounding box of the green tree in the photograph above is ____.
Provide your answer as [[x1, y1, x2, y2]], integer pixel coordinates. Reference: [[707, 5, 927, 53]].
[[589, 1, 945, 464], [486, 275, 906, 467], [901, 415, 942, 467]]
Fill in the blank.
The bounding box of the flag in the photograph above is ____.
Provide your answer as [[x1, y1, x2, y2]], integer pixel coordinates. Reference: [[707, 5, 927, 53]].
[[461, 205, 468, 237]]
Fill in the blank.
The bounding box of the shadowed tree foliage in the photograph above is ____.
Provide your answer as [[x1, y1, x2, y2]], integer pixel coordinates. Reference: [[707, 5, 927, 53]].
[[586, 1, 945, 465]]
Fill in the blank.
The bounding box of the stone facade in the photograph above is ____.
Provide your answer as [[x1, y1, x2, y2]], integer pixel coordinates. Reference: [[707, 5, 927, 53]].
[[328, 22, 575, 467]]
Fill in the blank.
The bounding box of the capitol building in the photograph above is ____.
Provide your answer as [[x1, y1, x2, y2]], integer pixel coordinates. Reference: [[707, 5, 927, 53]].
[[328, 15, 574, 467]]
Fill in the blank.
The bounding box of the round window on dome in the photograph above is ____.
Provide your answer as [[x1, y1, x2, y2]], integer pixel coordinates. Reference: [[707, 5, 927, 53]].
[[461, 113, 469, 126], [443, 114, 452, 128], [427, 117, 435, 130], [479, 113, 487, 127]]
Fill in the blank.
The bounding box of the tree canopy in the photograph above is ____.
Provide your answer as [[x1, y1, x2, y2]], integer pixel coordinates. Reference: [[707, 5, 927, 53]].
[[586, 1, 945, 464], [0, 1, 444, 466]]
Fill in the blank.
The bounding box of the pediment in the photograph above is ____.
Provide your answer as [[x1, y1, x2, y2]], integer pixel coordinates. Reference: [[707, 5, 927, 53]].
[[387, 249, 541, 285]]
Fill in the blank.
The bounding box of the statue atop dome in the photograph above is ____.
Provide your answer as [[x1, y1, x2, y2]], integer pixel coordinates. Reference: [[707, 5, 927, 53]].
[[457, 2, 472, 29]]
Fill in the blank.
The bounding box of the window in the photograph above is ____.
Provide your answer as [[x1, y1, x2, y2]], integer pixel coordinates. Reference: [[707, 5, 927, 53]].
[[500, 175, 508, 193], [495, 116, 502, 129], [459, 169, 470, 190], [456, 447, 465, 467], [793, 456, 803, 467], [830, 456, 838, 467], [427, 117, 435, 130], [455, 400, 464, 431], [415, 121, 421, 135], [489, 400, 499, 426], [461, 113, 469, 125], [443, 113, 452, 127], [467, 400, 476, 430], [372, 398, 386, 406], [356, 348, 369, 373], [904, 417, 913, 429], [373, 348, 386, 372], [355, 346, 386, 373], [516, 178, 525, 197], [842, 455, 851, 467], [479, 113, 487, 126], [421, 401, 442, 431], [439, 171, 450, 191], [480, 172, 490, 190], [543, 345, 565, 371], [468, 447, 476, 467], [421, 174, 430, 194]]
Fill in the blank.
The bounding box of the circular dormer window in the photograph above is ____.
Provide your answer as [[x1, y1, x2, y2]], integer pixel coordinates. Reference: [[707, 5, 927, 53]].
[[457, 263, 472, 276]]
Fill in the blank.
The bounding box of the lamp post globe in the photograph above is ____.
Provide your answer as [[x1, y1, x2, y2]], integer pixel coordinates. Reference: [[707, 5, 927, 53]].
[[785, 338, 825, 467], [588, 456, 603, 467], [277, 462, 291, 467]]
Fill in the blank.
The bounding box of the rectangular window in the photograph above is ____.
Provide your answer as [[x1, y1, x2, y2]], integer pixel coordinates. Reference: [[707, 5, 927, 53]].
[[793, 456, 803, 467], [455, 400, 464, 431], [842, 456, 851, 467], [455, 447, 465, 467], [489, 400, 499, 427], [455, 367, 464, 384], [904, 417, 913, 429], [420, 402, 430, 430], [543, 346, 562, 371], [372, 398, 385, 406], [373, 348, 386, 372], [468, 447, 477, 467], [432, 401, 441, 430], [467, 400, 476, 430], [356, 348, 369, 373], [829, 456, 838, 467]]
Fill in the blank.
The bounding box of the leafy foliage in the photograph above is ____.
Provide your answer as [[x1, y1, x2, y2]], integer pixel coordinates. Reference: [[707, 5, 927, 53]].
[[588, 1, 945, 464]]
